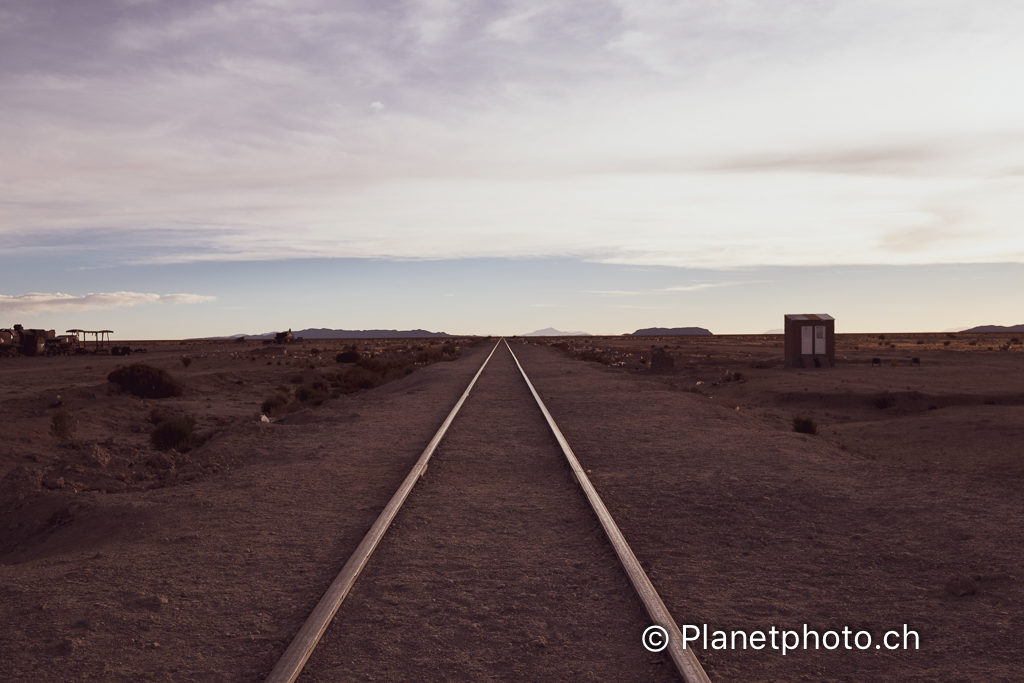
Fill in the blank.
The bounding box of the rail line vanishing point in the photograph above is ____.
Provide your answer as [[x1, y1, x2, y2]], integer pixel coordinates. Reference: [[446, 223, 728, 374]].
[[265, 338, 709, 683]]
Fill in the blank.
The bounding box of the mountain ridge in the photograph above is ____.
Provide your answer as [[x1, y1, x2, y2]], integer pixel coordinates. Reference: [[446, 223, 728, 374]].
[[194, 328, 452, 340], [960, 324, 1024, 333], [629, 326, 712, 336], [522, 327, 592, 336]]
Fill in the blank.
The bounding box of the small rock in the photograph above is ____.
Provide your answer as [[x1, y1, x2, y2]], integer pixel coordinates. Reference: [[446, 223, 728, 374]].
[[55, 638, 82, 656], [86, 446, 112, 468], [148, 453, 175, 470], [139, 594, 169, 610], [945, 575, 979, 596]]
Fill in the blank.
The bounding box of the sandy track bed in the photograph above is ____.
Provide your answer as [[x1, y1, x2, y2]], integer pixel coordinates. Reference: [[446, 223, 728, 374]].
[[0, 344, 491, 683], [515, 342, 1023, 682], [299, 342, 677, 683]]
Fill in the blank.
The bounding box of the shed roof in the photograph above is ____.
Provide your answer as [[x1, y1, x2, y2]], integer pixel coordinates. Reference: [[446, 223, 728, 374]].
[[784, 314, 834, 321]]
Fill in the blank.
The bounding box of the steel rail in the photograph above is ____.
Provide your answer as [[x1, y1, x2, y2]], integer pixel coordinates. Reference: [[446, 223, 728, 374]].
[[264, 339, 502, 683], [504, 339, 711, 683]]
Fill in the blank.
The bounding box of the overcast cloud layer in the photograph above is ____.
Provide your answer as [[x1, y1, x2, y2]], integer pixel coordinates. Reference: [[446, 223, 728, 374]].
[[2, 0, 1023, 268]]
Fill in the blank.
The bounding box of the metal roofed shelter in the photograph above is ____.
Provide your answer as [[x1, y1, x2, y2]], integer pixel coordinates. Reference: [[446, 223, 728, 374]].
[[784, 314, 835, 368], [67, 329, 113, 353]]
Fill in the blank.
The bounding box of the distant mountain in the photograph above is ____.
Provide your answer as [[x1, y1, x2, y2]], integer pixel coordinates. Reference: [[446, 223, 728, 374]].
[[522, 328, 592, 336], [629, 327, 712, 336], [764, 328, 784, 334], [200, 328, 452, 340], [961, 324, 1024, 333]]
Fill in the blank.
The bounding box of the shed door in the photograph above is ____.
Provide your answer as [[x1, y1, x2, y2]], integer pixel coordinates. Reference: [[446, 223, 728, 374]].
[[801, 326, 813, 354], [814, 326, 826, 354]]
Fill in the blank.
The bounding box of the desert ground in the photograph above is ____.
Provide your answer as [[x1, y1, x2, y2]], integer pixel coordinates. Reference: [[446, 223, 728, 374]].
[[1, 333, 1022, 681]]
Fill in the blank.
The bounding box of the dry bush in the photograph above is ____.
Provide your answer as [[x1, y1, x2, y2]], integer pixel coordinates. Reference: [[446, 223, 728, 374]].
[[151, 415, 205, 452], [261, 394, 288, 416], [295, 384, 329, 406], [49, 408, 77, 443], [872, 391, 896, 409], [336, 349, 360, 363], [108, 363, 183, 399]]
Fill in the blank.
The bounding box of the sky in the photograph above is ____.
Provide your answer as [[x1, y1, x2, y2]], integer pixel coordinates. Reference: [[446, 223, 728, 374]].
[[1, 0, 1023, 338]]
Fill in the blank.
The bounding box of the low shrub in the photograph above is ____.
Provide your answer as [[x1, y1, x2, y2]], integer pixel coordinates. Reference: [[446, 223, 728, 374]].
[[49, 408, 77, 443], [151, 415, 204, 452], [294, 384, 328, 406], [872, 391, 896, 409], [336, 350, 360, 363], [108, 363, 183, 399], [338, 366, 380, 393], [261, 394, 288, 416], [415, 348, 444, 363], [576, 349, 610, 364], [792, 416, 818, 435]]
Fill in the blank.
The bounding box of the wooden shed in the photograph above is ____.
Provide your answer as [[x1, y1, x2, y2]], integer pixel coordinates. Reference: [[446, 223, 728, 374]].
[[784, 314, 835, 368]]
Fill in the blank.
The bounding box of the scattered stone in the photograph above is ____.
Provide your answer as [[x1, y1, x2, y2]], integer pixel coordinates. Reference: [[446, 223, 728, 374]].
[[944, 575, 979, 596], [42, 475, 65, 490], [55, 638, 83, 656], [86, 445, 112, 468], [138, 594, 169, 611], [148, 452, 175, 470]]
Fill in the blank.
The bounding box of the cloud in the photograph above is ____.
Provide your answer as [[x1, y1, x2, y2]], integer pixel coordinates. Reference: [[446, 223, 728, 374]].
[[589, 280, 769, 296], [1, 1, 1024, 269], [0, 292, 215, 315], [663, 281, 770, 292]]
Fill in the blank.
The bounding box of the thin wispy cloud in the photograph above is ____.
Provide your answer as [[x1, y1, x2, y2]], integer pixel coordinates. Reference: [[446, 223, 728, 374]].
[[589, 280, 770, 296], [663, 281, 771, 292], [0, 292, 215, 316]]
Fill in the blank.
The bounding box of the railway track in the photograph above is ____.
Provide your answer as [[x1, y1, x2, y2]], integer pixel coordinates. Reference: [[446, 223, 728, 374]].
[[265, 339, 710, 682]]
